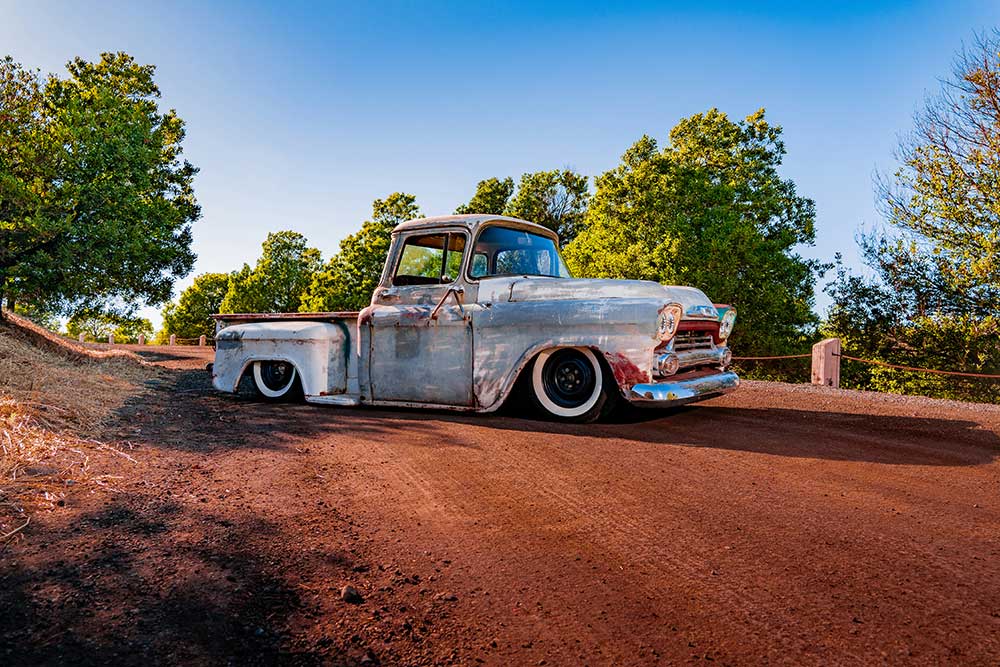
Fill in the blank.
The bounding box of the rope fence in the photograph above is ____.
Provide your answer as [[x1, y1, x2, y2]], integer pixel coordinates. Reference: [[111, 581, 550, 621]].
[[838, 354, 1000, 379], [733, 354, 810, 361], [736, 339, 1000, 385]]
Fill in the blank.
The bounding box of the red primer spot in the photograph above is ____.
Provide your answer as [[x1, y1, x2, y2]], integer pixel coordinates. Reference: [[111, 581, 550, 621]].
[[602, 351, 649, 388]]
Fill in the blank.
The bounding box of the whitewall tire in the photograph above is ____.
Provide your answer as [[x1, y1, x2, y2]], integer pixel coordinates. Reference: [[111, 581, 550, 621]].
[[529, 347, 612, 422], [252, 360, 300, 401]]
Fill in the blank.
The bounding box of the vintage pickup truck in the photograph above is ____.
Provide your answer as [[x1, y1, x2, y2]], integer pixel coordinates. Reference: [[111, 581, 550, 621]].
[[211, 214, 738, 422]]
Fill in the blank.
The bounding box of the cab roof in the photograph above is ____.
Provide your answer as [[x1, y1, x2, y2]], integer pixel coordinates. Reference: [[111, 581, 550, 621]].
[[393, 214, 558, 241]]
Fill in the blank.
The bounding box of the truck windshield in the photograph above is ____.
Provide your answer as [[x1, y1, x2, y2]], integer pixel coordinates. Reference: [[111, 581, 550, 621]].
[[469, 226, 572, 279]]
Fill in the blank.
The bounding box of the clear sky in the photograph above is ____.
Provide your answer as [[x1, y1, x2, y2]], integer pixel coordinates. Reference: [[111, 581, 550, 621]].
[[4, 1, 999, 326]]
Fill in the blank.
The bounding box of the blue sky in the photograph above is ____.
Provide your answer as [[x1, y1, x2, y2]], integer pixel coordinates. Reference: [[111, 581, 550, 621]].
[[4, 1, 999, 326]]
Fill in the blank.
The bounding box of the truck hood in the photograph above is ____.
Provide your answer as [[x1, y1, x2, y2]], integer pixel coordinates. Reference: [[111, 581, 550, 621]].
[[479, 276, 717, 314]]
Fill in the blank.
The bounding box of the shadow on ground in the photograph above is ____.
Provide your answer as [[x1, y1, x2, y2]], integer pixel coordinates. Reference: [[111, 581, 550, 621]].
[[0, 495, 358, 666], [111, 360, 1000, 468]]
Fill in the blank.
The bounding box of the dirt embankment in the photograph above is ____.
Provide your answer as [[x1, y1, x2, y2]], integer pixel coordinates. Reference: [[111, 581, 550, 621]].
[[0, 313, 158, 535], [1, 338, 999, 665]]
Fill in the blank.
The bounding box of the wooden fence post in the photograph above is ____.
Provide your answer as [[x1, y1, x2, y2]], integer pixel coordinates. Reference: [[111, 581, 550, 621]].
[[811, 338, 841, 388], [138, 334, 145, 346], [107, 333, 114, 345], [78, 333, 85, 343], [198, 335, 206, 347], [169, 334, 176, 346]]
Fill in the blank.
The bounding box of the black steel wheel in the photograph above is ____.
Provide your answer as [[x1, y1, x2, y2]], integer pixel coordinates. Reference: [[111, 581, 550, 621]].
[[529, 347, 614, 422]]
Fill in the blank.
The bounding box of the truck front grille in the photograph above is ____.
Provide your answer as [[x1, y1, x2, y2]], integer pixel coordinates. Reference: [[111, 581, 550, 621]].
[[673, 331, 715, 352]]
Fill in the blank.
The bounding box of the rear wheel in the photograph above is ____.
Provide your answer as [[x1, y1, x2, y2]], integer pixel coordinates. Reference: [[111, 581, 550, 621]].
[[529, 347, 614, 423], [252, 360, 301, 401]]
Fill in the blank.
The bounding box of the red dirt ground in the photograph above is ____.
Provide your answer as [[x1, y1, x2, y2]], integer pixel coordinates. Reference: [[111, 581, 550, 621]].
[[2, 346, 999, 666]]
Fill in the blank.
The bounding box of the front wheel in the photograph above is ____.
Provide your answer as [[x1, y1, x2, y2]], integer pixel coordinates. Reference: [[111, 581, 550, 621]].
[[529, 347, 615, 423], [251, 360, 302, 402]]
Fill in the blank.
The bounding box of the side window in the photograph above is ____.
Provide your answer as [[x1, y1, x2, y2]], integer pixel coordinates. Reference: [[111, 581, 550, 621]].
[[443, 241, 464, 281], [393, 233, 467, 287]]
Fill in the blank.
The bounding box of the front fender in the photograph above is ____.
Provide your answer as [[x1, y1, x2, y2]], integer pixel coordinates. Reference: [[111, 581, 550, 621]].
[[471, 298, 662, 411]]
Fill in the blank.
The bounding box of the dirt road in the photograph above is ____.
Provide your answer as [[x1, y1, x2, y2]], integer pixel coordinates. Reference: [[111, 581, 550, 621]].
[[3, 347, 999, 666]]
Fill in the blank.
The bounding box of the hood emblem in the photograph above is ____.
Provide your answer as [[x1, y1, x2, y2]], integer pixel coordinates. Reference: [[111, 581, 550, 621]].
[[685, 304, 718, 319]]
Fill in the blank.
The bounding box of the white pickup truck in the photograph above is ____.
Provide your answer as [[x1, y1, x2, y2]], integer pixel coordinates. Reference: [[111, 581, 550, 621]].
[[211, 214, 738, 422]]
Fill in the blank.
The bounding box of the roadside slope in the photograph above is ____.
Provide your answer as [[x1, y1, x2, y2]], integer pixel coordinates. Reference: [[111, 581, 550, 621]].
[[0, 313, 157, 536]]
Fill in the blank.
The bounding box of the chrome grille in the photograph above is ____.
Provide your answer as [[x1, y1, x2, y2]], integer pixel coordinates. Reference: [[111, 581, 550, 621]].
[[673, 331, 715, 351]]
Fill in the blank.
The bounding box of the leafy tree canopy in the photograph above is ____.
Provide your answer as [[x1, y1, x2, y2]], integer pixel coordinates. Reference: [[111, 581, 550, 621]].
[[10, 302, 60, 331], [158, 272, 232, 341], [877, 31, 1000, 293], [455, 171, 590, 242], [219, 232, 322, 314], [0, 52, 199, 317], [454, 177, 514, 216], [301, 193, 420, 312], [67, 308, 153, 342], [824, 32, 1000, 402], [564, 109, 823, 356], [824, 249, 1000, 401], [505, 170, 590, 242]]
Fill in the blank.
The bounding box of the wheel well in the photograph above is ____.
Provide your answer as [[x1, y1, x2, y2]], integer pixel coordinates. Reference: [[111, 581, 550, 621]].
[[240, 358, 302, 386], [500, 346, 619, 410]]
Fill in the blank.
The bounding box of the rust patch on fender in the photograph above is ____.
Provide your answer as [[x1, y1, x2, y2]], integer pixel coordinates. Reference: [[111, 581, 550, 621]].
[[602, 351, 649, 388]]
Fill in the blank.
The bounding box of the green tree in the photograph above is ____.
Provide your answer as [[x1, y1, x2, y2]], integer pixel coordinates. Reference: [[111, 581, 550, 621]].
[[877, 30, 1000, 294], [455, 177, 515, 215], [10, 303, 61, 331], [564, 109, 824, 357], [158, 272, 231, 342], [301, 193, 420, 312], [455, 171, 590, 242], [67, 309, 153, 343], [824, 32, 1000, 402], [0, 53, 199, 317], [825, 247, 1000, 402], [505, 169, 589, 242], [219, 232, 322, 314]]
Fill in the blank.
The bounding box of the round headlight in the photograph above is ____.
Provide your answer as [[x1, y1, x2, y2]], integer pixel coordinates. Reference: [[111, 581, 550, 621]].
[[657, 303, 683, 340], [719, 308, 737, 340]]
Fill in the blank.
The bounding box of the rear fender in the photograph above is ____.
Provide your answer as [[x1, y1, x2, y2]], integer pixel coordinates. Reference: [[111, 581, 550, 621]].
[[212, 321, 350, 398]]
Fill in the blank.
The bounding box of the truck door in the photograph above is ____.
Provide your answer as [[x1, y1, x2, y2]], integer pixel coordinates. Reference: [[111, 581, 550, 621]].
[[367, 231, 474, 406]]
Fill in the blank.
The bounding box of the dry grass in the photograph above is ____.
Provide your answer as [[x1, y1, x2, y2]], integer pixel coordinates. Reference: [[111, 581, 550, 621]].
[[0, 312, 158, 538]]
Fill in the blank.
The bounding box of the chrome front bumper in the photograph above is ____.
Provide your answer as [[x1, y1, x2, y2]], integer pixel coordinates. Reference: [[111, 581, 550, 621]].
[[628, 371, 740, 406]]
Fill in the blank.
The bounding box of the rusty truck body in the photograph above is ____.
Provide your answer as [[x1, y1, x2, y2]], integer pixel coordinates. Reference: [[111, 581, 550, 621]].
[[211, 214, 739, 422]]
